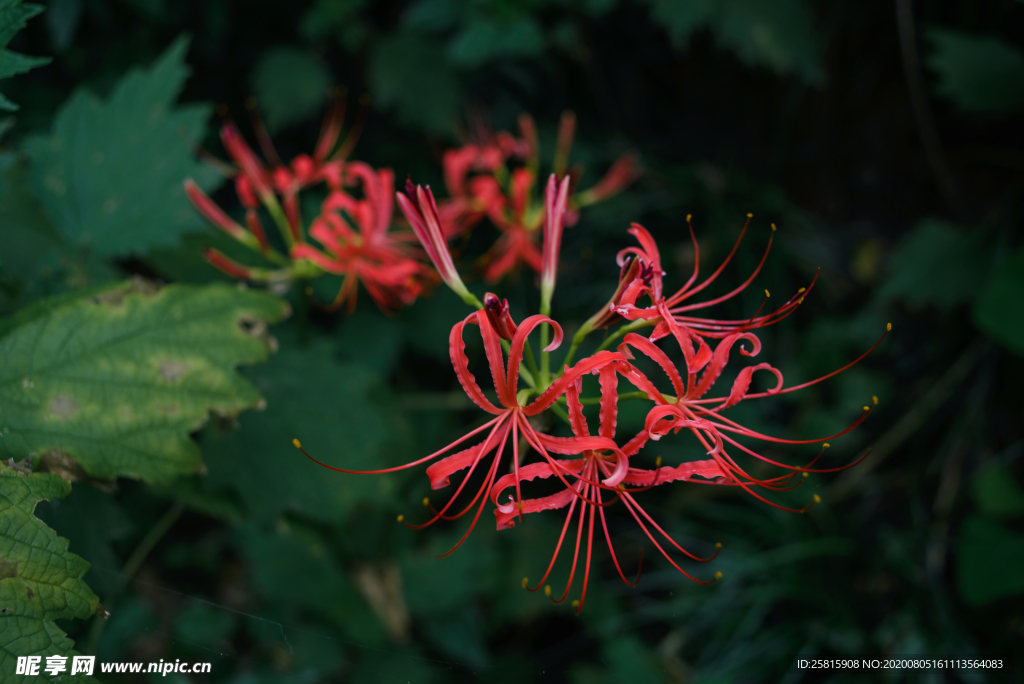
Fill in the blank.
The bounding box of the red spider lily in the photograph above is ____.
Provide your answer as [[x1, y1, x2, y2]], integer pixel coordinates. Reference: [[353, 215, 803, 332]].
[[607, 218, 818, 347], [540, 174, 571, 308], [438, 111, 640, 282], [294, 304, 630, 558], [617, 322, 888, 513], [290, 163, 429, 312], [397, 183, 479, 308], [185, 97, 378, 298], [490, 358, 727, 613]]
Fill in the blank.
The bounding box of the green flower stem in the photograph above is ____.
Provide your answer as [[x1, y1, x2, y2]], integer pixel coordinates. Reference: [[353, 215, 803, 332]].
[[521, 339, 542, 389], [548, 401, 572, 426], [263, 195, 296, 250], [596, 318, 655, 353], [84, 502, 186, 655], [561, 333, 585, 374]]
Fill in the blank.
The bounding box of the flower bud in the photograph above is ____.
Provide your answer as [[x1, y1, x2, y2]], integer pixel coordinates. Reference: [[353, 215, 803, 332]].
[[483, 293, 518, 340]]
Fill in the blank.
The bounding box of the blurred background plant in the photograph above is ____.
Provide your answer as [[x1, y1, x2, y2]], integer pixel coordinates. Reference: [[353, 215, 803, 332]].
[[0, 0, 1022, 682]]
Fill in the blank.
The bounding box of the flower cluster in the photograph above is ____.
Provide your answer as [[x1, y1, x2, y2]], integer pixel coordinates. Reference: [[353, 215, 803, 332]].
[[438, 112, 639, 282], [184, 99, 429, 312], [294, 166, 889, 612], [185, 106, 636, 313]]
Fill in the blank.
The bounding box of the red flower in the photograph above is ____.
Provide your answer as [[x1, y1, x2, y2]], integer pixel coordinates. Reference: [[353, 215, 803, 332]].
[[184, 97, 366, 290], [491, 356, 727, 612], [618, 329, 884, 513], [291, 163, 428, 313], [437, 111, 640, 282], [295, 304, 627, 557], [397, 183, 479, 308], [610, 219, 816, 346]]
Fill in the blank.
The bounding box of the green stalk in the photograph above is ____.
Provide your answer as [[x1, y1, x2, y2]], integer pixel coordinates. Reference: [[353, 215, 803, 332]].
[[84, 502, 185, 655], [263, 195, 296, 250], [596, 318, 654, 353]]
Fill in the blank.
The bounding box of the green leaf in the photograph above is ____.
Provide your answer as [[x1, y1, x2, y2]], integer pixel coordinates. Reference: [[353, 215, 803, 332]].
[[22, 36, 222, 257], [0, 463, 98, 681], [0, 158, 115, 313], [251, 48, 333, 133], [0, 0, 50, 111], [926, 28, 1024, 114], [0, 281, 289, 483], [956, 514, 1024, 605], [447, 17, 545, 67], [202, 331, 410, 525], [369, 35, 462, 136], [973, 247, 1024, 355], [644, 0, 822, 83], [877, 220, 993, 312]]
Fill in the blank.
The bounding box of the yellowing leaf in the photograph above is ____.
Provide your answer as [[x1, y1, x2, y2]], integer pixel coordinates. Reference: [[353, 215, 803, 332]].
[[0, 281, 289, 483]]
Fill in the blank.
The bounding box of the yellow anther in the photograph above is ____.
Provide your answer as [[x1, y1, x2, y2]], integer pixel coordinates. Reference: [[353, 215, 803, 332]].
[[798, 287, 806, 293], [522, 577, 529, 589], [823, 443, 830, 448], [887, 322, 892, 331], [571, 600, 580, 608], [396, 514, 404, 522], [872, 395, 878, 405], [715, 571, 723, 580], [655, 456, 663, 467], [765, 289, 770, 298], [686, 214, 692, 222], [746, 212, 753, 218], [771, 223, 777, 231], [422, 497, 430, 506], [715, 542, 722, 550], [797, 297, 805, 304], [863, 406, 870, 411], [802, 472, 809, 478], [813, 494, 821, 503], [292, 438, 302, 449], [544, 585, 552, 597]]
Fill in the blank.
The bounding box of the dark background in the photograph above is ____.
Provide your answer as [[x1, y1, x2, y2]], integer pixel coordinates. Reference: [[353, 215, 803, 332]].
[[2, 0, 1024, 681]]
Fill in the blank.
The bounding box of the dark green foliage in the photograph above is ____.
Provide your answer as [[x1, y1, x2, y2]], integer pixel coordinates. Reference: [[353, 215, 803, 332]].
[[22, 37, 221, 257], [251, 48, 333, 133], [0, 0, 49, 110], [927, 28, 1024, 114], [0, 0, 1022, 681]]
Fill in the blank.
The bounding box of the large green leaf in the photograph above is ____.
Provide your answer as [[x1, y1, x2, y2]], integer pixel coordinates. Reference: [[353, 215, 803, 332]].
[[202, 332, 411, 525], [926, 28, 1024, 114], [0, 281, 289, 483], [22, 36, 222, 257], [0, 0, 50, 111], [973, 247, 1024, 355], [644, 0, 822, 83], [0, 463, 98, 682], [251, 48, 332, 133]]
